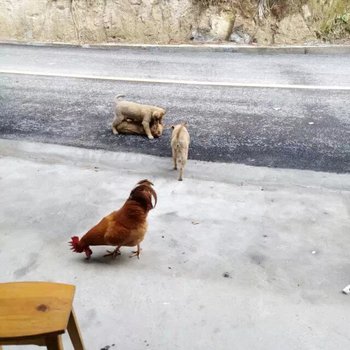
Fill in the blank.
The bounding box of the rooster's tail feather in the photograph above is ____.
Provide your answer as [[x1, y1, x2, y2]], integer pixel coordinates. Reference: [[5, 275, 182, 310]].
[[69, 236, 93, 259], [69, 236, 84, 253]]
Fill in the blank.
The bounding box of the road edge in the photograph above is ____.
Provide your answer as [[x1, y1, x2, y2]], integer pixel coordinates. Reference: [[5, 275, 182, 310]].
[[1, 138, 349, 191], [1, 40, 350, 54]]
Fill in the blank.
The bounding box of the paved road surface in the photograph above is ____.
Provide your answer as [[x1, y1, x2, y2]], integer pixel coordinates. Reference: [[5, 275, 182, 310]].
[[0, 44, 349, 172], [1, 44, 350, 87]]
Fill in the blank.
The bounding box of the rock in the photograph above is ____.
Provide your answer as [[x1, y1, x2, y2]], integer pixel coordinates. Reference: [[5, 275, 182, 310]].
[[302, 4, 312, 21], [253, 18, 275, 45], [229, 25, 252, 44], [190, 29, 215, 42], [274, 13, 316, 44], [0, 0, 197, 44], [0, 0, 346, 44], [210, 11, 234, 40], [193, 7, 234, 41]]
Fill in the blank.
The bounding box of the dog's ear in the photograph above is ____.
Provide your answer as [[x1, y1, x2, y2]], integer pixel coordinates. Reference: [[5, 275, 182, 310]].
[[152, 111, 161, 119], [182, 122, 188, 127]]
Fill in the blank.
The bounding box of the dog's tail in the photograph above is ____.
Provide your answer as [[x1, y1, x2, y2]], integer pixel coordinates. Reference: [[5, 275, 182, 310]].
[[172, 122, 188, 141], [115, 94, 125, 103]]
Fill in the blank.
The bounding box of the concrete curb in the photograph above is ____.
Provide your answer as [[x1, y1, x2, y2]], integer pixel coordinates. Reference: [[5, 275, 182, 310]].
[[1, 138, 349, 191], [1, 40, 350, 54]]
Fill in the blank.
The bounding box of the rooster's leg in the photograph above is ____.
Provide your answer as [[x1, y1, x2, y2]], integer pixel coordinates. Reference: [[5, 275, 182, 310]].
[[85, 247, 93, 260], [103, 246, 122, 259], [130, 244, 142, 259]]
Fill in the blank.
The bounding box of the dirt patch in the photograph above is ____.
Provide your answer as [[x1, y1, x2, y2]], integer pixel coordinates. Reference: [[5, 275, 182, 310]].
[[0, 0, 348, 44]]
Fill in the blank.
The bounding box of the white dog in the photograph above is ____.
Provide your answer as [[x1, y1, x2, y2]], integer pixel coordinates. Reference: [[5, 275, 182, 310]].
[[171, 123, 190, 181], [112, 95, 166, 140]]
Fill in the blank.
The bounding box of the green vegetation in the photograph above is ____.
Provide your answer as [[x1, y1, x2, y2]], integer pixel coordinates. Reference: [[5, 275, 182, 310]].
[[318, 0, 350, 39], [193, 0, 349, 41]]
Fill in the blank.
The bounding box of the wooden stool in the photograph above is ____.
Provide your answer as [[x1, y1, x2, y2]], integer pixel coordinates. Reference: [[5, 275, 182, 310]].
[[0, 282, 85, 350]]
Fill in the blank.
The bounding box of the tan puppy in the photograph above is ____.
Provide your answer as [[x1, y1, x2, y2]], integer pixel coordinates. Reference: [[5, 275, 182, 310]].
[[112, 95, 166, 139], [171, 123, 190, 181], [116, 119, 164, 138]]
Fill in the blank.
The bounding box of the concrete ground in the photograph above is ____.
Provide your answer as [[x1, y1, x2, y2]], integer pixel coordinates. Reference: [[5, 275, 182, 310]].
[[0, 138, 350, 350]]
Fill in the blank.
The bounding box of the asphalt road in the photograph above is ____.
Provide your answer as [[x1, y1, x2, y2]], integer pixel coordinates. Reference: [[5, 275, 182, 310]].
[[0, 44, 349, 173], [1, 44, 350, 87]]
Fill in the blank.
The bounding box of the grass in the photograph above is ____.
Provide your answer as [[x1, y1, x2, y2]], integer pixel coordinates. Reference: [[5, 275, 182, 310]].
[[192, 0, 350, 41], [307, 0, 350, 40]]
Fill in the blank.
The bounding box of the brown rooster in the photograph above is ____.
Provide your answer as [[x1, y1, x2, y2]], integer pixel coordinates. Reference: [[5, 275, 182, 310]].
[[69, 179, 157, 259]]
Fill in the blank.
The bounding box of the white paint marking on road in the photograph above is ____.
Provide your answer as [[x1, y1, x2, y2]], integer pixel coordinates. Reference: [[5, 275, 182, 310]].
[[1, 69, 350, 91]]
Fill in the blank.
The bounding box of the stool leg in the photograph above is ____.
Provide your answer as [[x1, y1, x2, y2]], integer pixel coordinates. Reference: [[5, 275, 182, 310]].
[[45, 335, 63, 350], [67, 308, 85, 350]]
